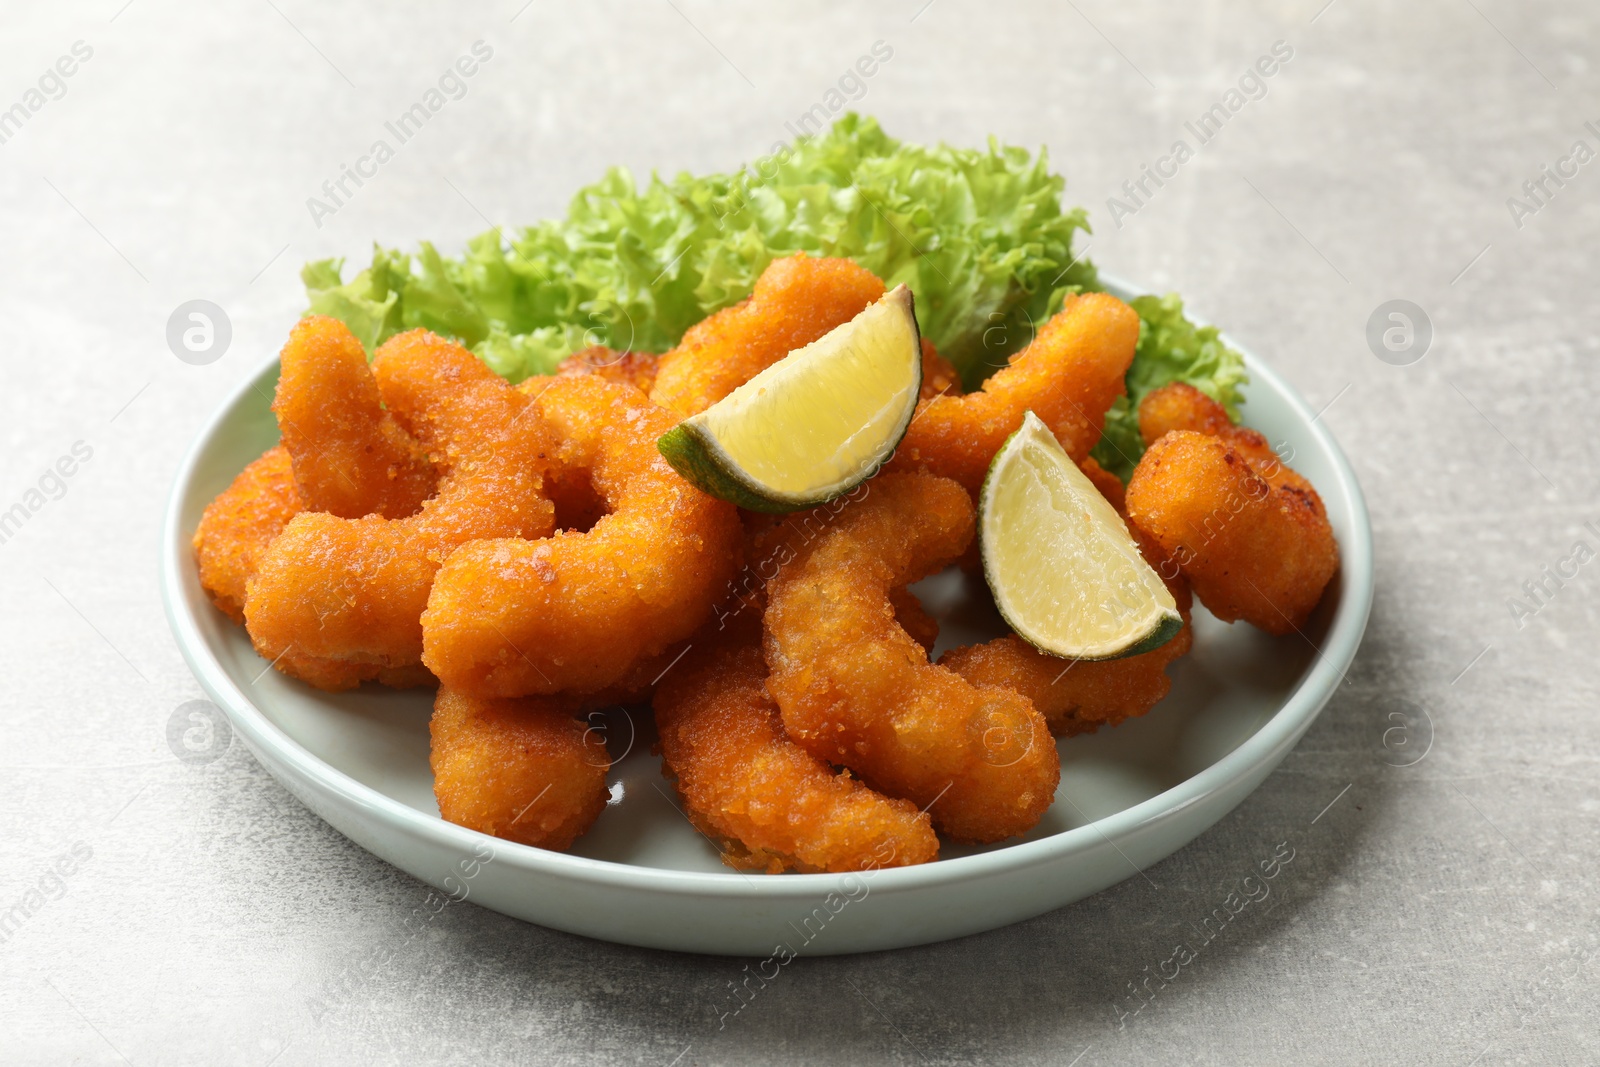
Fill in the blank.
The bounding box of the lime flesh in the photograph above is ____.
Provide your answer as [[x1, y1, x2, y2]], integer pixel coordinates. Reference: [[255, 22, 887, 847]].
[[658, 285, 923, 513], [981, 411, 1181, 660]]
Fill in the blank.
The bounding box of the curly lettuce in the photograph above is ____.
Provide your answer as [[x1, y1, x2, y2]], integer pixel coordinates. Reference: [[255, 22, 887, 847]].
[[1090, 293, 1250, 480], [303, 112, 1244, 475]]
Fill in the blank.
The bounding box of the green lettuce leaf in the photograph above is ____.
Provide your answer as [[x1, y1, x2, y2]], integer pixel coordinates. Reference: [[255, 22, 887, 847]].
[[300, 114, 1095, 385], [301, 248, 408, 353], [301, 113, 1245, 475], [1090, 293, 1250, 479]]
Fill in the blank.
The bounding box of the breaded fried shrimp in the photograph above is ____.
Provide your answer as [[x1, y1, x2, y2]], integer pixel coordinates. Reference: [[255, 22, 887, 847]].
[[274, 315, 435, 518], [565, 641, 687, 711], [243, 331, 556, 691], [1125, 430, 1338, 634], [422, 375, 743, 697], [941, 525, 1195, 736], [649, 254, 886, 417], [555, 345, 660, 397], [887, 292, 1139, 496], [763, 473, 1059, 843], [655, 637, 939, 873], [192, 445, 303, 624], [430, 686, 608, 851], [942, 624, 1191, 737]]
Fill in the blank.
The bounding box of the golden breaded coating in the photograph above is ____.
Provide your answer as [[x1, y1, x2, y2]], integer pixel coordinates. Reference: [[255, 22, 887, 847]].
[[941, 624, 1191, 737], [555, 345, 660, 397], [192, 445, 303, 624], [649, 254, 886, 416], [274, 315, 435, 518], [1126, 430, 1338, 634], [430, 686, 608, 851], [887, 292, 1139, 496], [655, 636, 939, 873], [244, 331, 557, 691], [919, 337, 963, 401], [724, 505, 938, 642], [763, 473, 1059, 843], [422, 375, 743, 697], [1138, 381, 1323, 499], [554, 640, 690, 712], [1138, 380, 1238, 444]]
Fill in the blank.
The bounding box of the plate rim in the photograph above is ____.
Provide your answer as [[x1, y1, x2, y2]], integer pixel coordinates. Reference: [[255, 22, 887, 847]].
[[160, 276, 1374, 901]]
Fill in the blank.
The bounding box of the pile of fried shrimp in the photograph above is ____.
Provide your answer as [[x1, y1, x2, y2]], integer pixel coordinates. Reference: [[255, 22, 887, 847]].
[[194, 253, 1340, 872]]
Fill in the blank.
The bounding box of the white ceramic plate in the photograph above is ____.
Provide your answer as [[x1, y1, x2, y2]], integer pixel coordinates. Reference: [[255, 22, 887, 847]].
[[161, 279, 1372, 956]]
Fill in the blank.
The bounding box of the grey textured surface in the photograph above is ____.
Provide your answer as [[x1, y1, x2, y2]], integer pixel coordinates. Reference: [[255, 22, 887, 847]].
[[1, 1, 1596, 1064]]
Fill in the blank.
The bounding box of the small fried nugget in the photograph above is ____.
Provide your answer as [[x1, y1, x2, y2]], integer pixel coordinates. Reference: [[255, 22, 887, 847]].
[[1138, 381, 1239, 445], [888, 292, 1140, 496], [555, 345, 660, 397], [763, 473, 1059, 843], [430, 686, 609, 851], [1138, 382, 1317, 494], [655, 636, 939, 873], [649, 254, 886, 416], [422, 375, 744, 697], [1125, 430, 1338, 634], [192, 445, 303, 624], [244, 331, 556, 691], [274, 316, 435, 518]]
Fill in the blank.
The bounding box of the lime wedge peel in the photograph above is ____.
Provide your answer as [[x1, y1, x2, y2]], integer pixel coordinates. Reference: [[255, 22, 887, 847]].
[[658, 285, 923, 513], [980, 410, 1182, 661]]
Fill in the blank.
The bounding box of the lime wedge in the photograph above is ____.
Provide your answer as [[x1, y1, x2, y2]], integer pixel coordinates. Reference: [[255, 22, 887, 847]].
[[657, 285, 923, 512], [981, 410, 1182, 660]]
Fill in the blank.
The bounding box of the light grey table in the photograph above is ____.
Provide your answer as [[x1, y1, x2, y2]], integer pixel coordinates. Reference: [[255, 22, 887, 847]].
[[1, 2, 1595, 1064]]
